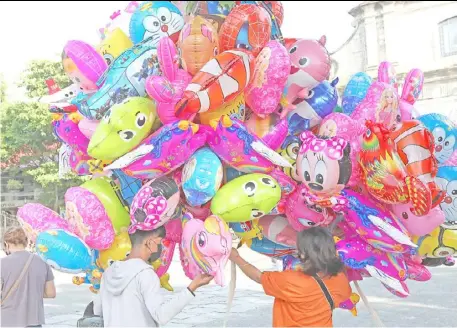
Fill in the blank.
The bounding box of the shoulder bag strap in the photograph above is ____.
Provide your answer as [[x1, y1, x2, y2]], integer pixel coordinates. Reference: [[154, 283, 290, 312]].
[[313, 275, 335, 311], [1, 253, 34, 305]]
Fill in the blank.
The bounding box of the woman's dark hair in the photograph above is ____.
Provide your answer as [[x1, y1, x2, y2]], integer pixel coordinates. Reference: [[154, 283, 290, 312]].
[[296, 227, 344, 277]]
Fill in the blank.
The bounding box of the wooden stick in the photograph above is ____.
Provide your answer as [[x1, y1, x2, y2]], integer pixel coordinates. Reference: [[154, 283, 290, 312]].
[[354, 281, 385, 327]]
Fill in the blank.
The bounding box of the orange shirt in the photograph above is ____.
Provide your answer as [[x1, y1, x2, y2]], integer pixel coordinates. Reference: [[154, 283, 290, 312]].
[[261, 270, 351, 327]]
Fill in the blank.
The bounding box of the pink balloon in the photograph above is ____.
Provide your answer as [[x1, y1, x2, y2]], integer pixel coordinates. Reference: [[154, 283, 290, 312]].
[[261, 117, 289, 150], [146, 37, 192, 124], [180, 213, 232, 286], [53, 114, 90, 154], [268, 169, 297, 215], [390, 202, 444, 236], [285, 189, 336, 231], [343, 190, 416, 253], [17, 204, 70, 242], [154, 219, 183, 278], [405, 257, 431, 282], [319, 113, 365, 188], [65, 187, 115, 250], [245, 41, 290, 117], [399, 69, 424, 121], [115, 121, 207, 180], [78, 117, 99, 139], [258, 215, 297, 247], [68, 148, 91, 176], [377, 61, 398, 89]]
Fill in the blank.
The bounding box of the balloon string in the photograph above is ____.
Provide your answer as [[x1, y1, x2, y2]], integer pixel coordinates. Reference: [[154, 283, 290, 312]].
[[223, 261, 237, 328], [354, 281, 385, 328]]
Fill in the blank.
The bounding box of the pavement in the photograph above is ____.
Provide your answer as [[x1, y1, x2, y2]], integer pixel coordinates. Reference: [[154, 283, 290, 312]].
[[40, 247, 457, 327]]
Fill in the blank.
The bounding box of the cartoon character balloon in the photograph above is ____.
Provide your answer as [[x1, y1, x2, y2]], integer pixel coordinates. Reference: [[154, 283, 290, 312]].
[[129, 176, 181, 232], [418, 113, 457, 164], [391, 202, 444, 236], [413, 225, 457, 258], [219, 4, 271, 57], [129, 1, 185, 46], [258, 216, 297, 247], [88, 97, 159, 161], [178, 16, 219, 76], [182, 147, 223, 206], [436, 166, 457, 226], [98, 28, 133, 65], [62, 40, 108, 93], [211, 173, 281, 222], [97, 230, 132, 269], [180, 213, 232, 286]]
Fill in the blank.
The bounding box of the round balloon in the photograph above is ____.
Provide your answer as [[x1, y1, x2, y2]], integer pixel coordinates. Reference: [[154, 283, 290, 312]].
[[36, 230, 93, 273], [97, 230, 132, 269], [341, 72, 372, 115], [129, 176, 181, 232], [182, 147, 223, 206], [436, 166, 457, 226], [413, 225, 457, 258], [211, 173, 281, 223], [129, 1, 185, 46]]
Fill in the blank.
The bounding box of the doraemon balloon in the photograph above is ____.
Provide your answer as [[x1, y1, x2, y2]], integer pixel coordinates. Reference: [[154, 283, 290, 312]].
[[418, 113, 457, 164], [436, 166, 457, 226], [129, 1, 185, 46], [182, 148, 223, 207]]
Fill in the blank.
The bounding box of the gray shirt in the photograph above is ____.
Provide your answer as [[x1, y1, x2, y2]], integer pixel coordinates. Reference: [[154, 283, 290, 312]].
[[1, 251, 54, 327]]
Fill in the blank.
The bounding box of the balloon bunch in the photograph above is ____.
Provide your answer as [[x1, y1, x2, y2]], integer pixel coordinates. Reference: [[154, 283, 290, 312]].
[[19, 1, 456, 315]]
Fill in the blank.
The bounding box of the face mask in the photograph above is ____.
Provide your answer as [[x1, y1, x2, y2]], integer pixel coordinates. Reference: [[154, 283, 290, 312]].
[[148, 243, 163, 263]]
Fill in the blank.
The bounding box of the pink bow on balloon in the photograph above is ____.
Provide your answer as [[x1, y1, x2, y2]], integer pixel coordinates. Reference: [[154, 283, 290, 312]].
[[129, 194, 168, 234], [299, 131, 348, 161]]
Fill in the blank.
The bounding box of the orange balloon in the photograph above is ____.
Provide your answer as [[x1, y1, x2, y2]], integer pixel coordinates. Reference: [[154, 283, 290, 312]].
[[179, 16, 219, 76]]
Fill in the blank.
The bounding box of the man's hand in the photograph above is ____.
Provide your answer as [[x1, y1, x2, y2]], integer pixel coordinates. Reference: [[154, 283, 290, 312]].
[[188, 274, 213, 292], [229, 248, 240, 262]]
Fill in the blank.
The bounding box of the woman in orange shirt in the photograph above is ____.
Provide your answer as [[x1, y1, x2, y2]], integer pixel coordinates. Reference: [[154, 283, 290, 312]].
[[229, 227, 352, 327]]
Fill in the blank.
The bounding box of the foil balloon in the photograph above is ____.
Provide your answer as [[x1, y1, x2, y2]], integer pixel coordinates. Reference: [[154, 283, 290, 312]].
[[287, 78, 339, 133], [97, 230, 132, 269], [98, 28, 133, 65], [181, 147, 223, 206], [230, 220, 263, 242], [341, 72, 372, 116], [104, 120, 207, 180], [377, 61, 398, 89], [245, 41, 290, 117], [88, 97, 159, 161], [199, 93, 246, 125], [180, 213, 232, 286], [389, 120, 444, 207], [336, 236, 408, 295], [398, 69, 424, 120], [351, 82, 400, 129], [53, 113, 90, 154], [258, 216, 297, 247], [129, 1, 185, 46], [435, 166, 457, 226], [211, 173, 281, 223], [78, 117, 99, 139], [129, 176, 181, 232], [359, 121, 432, 216], [36, 230, 94, 274], [219, 4, 271, 57], [413, 225, 457, 258], [205, 116, 291, 173], [342, 189, 417, 253], [62, 40, 108, 93], [178, 16, 219, 76], [284, 37, 331, 108], [68, 148, 92, 176], [268, 169, 297, 215], [278, 135, 301, 183], [146, 37, 192, 124], [319, 113, 365, 188], [245, 236, 294, 259], [418, 113, 457, 164], [17, 204, 70, 243], [78, 40, 158, 120], [175, 50, 254, 120], [111, 169, 142, 206], [285, 189, 336, 231], [391, 202, 444, 236]]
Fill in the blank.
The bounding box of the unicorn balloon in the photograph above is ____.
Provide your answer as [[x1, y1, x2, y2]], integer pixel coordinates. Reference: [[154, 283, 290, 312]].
[[180, 213, 232, 286]]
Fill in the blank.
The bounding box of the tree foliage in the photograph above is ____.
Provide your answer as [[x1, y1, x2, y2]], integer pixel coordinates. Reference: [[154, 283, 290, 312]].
[[1, 60, 83, 210]]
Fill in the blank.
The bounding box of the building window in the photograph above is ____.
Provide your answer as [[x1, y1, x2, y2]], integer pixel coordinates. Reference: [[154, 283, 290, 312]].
[[439, 16, 457, 57]]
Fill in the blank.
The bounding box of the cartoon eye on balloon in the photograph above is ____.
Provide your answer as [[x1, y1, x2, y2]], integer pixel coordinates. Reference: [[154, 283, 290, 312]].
[[243, 181, 257, 197]]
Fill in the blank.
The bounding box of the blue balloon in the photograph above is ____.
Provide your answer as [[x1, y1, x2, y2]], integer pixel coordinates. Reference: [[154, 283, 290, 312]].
[[79, 41, 158, 119], [247, 236, 295, 259], [341, 72, 372, 115], [436, 166, 457, 227], [182, 147, 223, 206], [418, 113, 457, 164], [224, 166, 246, 183], [129, 1, 184, 46], [112, 169, 142, 206], [36, 230, 94, 273]]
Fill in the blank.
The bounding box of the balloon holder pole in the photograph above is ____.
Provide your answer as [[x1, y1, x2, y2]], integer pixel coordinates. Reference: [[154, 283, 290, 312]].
[[223, 239, 241, 328], [354, 281, 385, 327]]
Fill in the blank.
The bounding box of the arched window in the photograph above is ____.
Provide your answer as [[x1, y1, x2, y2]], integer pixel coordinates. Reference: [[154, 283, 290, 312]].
[[439, 16, 457, 57]]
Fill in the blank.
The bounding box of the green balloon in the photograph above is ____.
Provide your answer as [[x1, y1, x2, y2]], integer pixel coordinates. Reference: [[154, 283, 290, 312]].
[[88, 97, 160, 161], [82, 177, 130, 232], [210, 173, 281, 223]]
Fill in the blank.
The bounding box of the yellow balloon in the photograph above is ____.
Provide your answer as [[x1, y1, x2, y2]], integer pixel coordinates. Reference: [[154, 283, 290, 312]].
[[199, 93, 245, 125], [98, 28, 133, 65], [412, 226, 457, 258], [97, 230, 131, 269]]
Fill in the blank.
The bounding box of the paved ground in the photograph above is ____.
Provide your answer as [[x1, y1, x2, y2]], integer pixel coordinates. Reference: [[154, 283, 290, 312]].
[[38, 248, 457, 327]]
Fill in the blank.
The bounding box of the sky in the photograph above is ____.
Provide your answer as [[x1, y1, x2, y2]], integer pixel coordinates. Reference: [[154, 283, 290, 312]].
[[0, 1, 361, 100]]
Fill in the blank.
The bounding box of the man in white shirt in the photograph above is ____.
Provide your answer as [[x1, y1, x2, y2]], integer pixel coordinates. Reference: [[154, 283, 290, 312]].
[[94, 226, 212, 327]]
